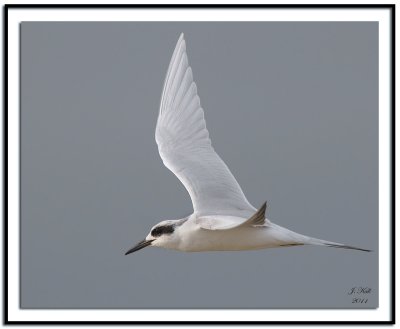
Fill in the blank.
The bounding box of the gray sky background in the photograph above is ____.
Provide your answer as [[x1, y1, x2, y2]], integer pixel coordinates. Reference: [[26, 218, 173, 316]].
[[21, 22, 378, 309]]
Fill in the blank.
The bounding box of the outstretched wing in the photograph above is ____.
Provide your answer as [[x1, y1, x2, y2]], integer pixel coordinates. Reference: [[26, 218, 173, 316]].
[[155, 33, 256, 217]]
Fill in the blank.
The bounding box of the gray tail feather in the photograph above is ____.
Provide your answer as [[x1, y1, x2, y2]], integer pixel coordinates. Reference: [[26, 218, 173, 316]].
[[323, 243, 371, 252], [308, 238, 371, 252]]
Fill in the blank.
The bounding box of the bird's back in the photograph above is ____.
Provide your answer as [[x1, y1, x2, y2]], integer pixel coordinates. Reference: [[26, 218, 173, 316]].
[[176, 218, 309, 252]]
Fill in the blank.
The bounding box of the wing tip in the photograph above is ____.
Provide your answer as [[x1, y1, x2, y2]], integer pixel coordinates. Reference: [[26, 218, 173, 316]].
[[175, 32, 186, 56]]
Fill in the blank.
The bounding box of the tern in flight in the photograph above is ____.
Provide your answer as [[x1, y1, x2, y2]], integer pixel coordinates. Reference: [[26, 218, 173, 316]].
[[125, 34, 370, 255]]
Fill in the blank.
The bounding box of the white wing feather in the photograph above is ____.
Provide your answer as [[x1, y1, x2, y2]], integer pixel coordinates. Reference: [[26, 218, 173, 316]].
[[197, 201, 267, 230], [156, 34, 257, 225]]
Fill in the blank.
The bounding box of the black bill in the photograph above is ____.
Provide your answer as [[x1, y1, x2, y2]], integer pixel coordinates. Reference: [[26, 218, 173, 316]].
[[125, 239, 154, 255]]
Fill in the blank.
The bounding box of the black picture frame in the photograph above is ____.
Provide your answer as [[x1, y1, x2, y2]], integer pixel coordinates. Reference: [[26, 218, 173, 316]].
[[3, 3, 395, 325]]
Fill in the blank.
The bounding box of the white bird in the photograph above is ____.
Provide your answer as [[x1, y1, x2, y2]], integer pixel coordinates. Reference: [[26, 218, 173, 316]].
[[125, 34, 370, 255]]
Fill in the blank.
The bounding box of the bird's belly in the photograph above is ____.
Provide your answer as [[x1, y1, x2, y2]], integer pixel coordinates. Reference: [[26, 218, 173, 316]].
[[180, 226, 290, 252]]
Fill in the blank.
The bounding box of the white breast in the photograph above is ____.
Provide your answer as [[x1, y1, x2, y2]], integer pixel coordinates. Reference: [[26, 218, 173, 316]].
[[176, 218, 301, 252]]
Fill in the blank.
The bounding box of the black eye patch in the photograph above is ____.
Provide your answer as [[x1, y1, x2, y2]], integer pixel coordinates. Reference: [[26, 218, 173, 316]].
[[151, 225, 175, 237]]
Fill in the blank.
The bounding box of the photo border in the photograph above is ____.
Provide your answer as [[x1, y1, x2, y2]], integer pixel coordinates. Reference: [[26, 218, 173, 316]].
[[3, 3, 395, 325]]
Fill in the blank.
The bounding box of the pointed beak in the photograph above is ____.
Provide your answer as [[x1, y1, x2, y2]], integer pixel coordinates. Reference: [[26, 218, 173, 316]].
[[125, 239, 154, 255]]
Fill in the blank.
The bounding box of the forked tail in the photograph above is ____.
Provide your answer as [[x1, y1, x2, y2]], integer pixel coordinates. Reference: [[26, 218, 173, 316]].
[[307, 237, 371, 252]]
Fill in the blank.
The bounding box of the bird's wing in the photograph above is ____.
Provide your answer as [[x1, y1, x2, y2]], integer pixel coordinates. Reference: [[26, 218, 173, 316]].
[[156, 33, 256, 218], [196, 202, 269, 230]]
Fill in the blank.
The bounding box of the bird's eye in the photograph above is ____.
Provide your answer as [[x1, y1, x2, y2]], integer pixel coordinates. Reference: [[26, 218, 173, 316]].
[[151, 225, 174, 237]]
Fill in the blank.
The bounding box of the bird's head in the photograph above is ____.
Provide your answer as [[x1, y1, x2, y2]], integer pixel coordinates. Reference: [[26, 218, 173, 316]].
[[125, 219, 185, 255]]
